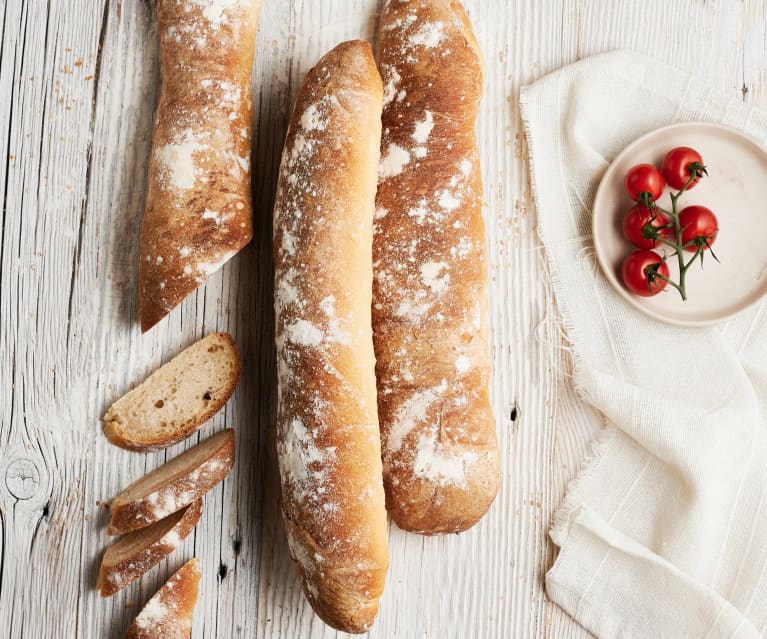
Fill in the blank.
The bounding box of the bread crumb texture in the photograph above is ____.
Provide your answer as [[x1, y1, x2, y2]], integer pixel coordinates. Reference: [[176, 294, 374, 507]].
[[103, 333, 241, 450]]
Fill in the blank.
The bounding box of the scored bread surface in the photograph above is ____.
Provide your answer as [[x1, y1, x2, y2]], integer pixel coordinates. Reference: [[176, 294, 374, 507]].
[[108, 429, 234, 535], [98, 500, 202, 597], [125, 558, 201, 639], [273, 40, 389, 634], [373, 0, 501, 534], [138, 0, 263, 331], [103, 333, 241, 451]]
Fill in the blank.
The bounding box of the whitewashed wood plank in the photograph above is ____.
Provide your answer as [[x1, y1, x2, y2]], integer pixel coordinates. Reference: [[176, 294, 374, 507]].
[[0, 0, 111, 637], [741, 0, 767, 109]]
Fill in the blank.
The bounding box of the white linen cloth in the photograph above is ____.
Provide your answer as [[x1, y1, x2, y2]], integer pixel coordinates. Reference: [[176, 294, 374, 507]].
[[520, 50, 767, 638]]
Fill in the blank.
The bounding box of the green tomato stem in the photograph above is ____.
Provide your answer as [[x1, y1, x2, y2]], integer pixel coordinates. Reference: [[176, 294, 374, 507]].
[[643, 171, 709, 301]]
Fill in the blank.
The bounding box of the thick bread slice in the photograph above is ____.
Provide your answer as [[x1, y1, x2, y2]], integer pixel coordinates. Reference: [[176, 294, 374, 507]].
[[103, 333, 241, 451], [98, 500, 202, 597], [108, 429, 234, 536], [125, 558, 201, 639]]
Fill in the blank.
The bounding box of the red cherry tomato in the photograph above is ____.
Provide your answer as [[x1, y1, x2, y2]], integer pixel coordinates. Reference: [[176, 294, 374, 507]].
[[624, 164, 665, 202], [661, 147, 706, 190], [621, 250, 670, 297], [678, 205, 718, 253], [622, 204, 672, 250]]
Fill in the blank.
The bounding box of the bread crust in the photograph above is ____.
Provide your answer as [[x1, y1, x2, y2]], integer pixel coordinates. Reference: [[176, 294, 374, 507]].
[[108, 429, 234, 535], [374, 0, 500, 534], [273, 40, 389, 634], [138, 0, 263, 332], [103, 332, 241, 452], [98, 500, 202, 597], [125, 558, 201, 639]]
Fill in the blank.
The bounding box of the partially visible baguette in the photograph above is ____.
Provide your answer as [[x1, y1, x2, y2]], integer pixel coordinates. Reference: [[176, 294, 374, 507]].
[[108, 429, 234, 536], [103, 333, 241, 452], [138, 0, 263, 332], [373, 0, 501, 534], [125, 558, 201, 639], [273, 41, 389, 634], [98, 500, 202, 597]]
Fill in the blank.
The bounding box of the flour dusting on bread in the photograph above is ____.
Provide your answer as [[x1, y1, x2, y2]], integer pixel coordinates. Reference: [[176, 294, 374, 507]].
[[273, 40, 389, 633], [373, 0, 500, 534], [125, 558, 201, 639], [138, 0, 262, 331]]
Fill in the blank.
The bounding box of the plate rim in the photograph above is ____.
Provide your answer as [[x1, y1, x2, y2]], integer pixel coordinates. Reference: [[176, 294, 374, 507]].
[[591, 120, 767, 327]]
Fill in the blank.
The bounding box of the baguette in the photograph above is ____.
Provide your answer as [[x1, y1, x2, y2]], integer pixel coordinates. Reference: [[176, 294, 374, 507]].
[[98, 500, 202, 597], [103, 332, 241, 452], [273, 41, 389, 634], [138, 0, 263, 332], [373, 0, 501, 534], [125, 558, 201, 639], [108, 429, 234, 536]]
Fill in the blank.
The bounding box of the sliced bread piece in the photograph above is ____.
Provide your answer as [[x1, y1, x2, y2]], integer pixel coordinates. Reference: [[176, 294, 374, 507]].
[[125, 558, 202, 639], [103, 332, 241, 451], [108, 429, 234, 536], [98, 500, 202, 597]]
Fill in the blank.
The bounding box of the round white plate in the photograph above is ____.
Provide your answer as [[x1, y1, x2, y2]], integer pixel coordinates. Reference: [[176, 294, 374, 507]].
[[592, 122, 767, 326]]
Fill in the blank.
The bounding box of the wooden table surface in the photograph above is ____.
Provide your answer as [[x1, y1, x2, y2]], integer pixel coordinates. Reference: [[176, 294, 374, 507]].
[[2, 1, 766, 637]]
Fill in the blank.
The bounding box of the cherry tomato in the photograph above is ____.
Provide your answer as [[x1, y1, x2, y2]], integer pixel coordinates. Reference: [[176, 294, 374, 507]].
[[661, 146, 706, 191], [622, 204, 672, 250], [621, 250, 670, 297], [678, 205, 718, 253], [624, 164, 665, 202]]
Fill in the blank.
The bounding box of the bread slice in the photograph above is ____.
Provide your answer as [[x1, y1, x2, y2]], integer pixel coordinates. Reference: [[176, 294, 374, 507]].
[[103, 332, 241, 451], [124, 558, 201, 639], [108, 429, 234, 536], [98, 500, 202, 597]]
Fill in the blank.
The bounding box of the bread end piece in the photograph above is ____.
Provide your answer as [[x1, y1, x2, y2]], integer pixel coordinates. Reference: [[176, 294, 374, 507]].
[[124, 557, 201, 639], [103, 332, 241, 452], [386, 440, 501, 535], [286, 520, 387, 634]]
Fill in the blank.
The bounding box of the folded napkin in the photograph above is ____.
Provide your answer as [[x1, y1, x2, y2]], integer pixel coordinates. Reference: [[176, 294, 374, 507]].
[[520, 50, 767, 638]]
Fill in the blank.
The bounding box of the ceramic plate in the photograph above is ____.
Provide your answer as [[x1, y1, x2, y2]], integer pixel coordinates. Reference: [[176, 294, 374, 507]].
[[592, 122, 767, 326]]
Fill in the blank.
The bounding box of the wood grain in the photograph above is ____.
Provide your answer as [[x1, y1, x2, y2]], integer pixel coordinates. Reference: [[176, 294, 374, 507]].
[[1, 1, 765, 638]]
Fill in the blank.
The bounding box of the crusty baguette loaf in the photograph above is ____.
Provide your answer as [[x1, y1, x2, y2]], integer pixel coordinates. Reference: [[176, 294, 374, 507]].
[[273, 40, 389, 634], [98, 500, 202, 597], [108, 429, 234, 536], [125, 558, 201, 639], [138, 0, 263, 332], [373, 0, 501, 534], [103, 333, 241, 451]]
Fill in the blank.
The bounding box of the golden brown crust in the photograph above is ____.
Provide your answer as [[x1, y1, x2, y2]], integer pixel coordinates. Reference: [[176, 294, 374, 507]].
[[98, 500, 202, 597], [273, 40, 389, 633], [138, 0, 263, 332], [125, 558, 201, 639], [103, 332, 241, 452], [108, 430, 234, 535], [374, 0, 500, 534]]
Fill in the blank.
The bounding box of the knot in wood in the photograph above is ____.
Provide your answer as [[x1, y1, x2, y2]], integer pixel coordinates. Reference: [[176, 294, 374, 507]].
[[5, 458, 41, 500]]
